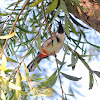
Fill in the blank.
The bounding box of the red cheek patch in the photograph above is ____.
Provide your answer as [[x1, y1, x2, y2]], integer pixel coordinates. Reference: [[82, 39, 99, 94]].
[[40, 49, 48, 58]]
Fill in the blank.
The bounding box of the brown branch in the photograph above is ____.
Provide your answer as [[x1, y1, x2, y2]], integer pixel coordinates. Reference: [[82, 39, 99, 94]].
[[2, 0, 30, 51], [55, 56, 64, 100]]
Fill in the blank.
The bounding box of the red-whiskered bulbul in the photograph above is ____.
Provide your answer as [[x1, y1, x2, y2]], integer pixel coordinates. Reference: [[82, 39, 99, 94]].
[[27, 22, 65, 72]]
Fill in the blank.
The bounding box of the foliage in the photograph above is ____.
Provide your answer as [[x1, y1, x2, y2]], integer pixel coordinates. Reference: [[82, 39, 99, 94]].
[[0, 0, 100, 100]]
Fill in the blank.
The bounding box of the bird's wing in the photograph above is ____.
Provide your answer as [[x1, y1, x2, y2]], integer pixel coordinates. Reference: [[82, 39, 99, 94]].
[[41, 35, 56, 48]]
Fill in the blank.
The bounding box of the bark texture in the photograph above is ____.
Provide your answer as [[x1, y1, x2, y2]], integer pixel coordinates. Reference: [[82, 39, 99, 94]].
[[66, 0, 100, 33]]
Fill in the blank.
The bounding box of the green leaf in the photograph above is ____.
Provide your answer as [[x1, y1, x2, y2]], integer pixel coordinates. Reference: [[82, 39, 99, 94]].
[[6, 2, 16, 9], [59, 52, 66, 71], [77, 53, 92, 72], [46, 0, 58, 13], [34, 58, 42, 71], [94, 71, 100, 78], [69, 52, 78, 67], [71, 0, 84, 10], [61, 72, 82, 81], [15, 26, 31, 33], [89, 72, 94, 89], [64, 43, 69, 54], [38, 34, 43, 53], [39, 71, 57, 88], [61, 0, 69, 16], [64, 96, 68, 100], [64, 16, 70, 35], [50, 5, 61, 26], [7, 57, 18, 63], [51, 38, 57, 52], [74, 33, 82, 50], [30, 0, 43, 7], [57, 59, 66, 66], [0, 12, 9, 16], [68, 19, 78, 35]]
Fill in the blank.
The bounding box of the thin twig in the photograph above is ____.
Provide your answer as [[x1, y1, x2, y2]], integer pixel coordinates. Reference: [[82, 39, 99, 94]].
[[55, 55, 64, 100], [3, 0, 30, 51]]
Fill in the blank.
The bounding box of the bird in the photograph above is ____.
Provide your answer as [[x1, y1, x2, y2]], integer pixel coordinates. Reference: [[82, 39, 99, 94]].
[[27, 22, 65, 72]]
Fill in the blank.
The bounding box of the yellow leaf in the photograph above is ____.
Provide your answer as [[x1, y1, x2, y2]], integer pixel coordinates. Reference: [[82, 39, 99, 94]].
[[0, 54, 7, 71], [1, 54, 7, 67], [22, 75, 27, 81], [0, 31, 16, 39], [30, 0, 43, 7], [1, 90, 6, 100], [9, 82, 21, 90], [24, 63, 29, 77], [16, 73, 21, 87], [15, 73, 21, 99]]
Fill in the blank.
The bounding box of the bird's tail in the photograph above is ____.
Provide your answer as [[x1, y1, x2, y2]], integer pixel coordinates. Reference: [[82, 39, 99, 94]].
[[27, 54, 42, 72]]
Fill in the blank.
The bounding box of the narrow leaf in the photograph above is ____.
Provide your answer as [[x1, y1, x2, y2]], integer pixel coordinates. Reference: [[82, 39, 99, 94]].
[[6, 2, 16, 9], [46, 0, 58, 13], [64, 16, 70, 35], [50, 5, 61, 26], [40, 76, 57, 88], [61, 72, 82, 81], [7, 57, 18, 63], [40, 71, 57, 88], [71, 52, 78, 67], [30, 0, 43, 7], [15, 73, 21, 100], [51, 38, 57, 52], [38, 34, 43, 53], [22, 75, 27, 81], [9, 82, 21, 90], [89, 72, 94, 89], [0, 32, 16, 39], [61, 0, 69, 16], [24, 63, 29, 77], [16, 26, 31, 33], [68, 19, 78, 35], [57, 59, 66, 66], [94, 71, 100, 78], [0, 54, 8, 71]]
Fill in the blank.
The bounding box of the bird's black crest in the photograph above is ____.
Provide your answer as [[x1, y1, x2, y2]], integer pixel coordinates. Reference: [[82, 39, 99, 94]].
[[57, 22, 64, 34]]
